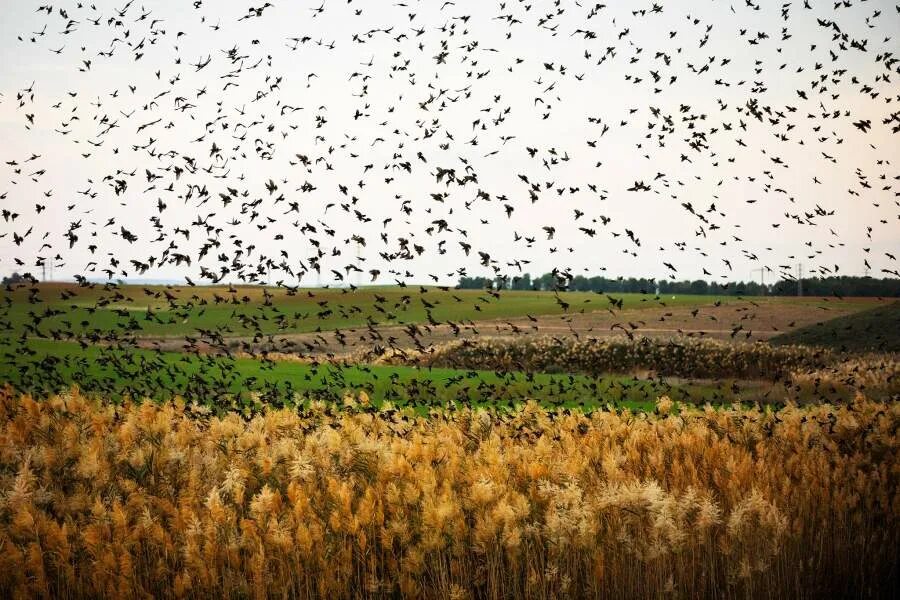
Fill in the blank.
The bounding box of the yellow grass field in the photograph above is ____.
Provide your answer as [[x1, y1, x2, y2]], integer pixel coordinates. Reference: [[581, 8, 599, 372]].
[[1, 389, 896, 599]]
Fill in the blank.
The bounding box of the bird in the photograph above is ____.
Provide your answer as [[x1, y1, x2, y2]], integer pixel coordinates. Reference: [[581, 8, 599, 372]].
[[0, 0, 894, 413]]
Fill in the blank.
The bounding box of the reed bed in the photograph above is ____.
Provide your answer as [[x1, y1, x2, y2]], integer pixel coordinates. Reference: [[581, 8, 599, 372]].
[[787, 355, 900, 400], [0, 388, 897, 599], [372, 337, 899, 401], [372, 337, 835, 380]]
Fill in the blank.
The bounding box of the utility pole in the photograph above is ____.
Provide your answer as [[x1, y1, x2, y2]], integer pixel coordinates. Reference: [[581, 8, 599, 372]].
[[751, 268, 765, 294], [355, 241, 362, 288], [797, 263, 803, 297]]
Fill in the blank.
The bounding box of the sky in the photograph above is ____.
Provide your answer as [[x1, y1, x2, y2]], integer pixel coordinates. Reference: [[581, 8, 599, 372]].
[[0, 0, 898, 288]]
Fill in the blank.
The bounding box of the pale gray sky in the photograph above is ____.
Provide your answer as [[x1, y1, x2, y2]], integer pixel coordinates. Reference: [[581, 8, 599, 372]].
[[1, 0, 898, 287]]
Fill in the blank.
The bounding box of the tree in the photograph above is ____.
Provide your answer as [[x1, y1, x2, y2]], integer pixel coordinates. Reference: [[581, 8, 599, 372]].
[[457, 276, 491, 290], [689, 279, 709, 295], [464, 272, 899, 297], [1, 272, 29, 286], [511, 273, 531, 290]]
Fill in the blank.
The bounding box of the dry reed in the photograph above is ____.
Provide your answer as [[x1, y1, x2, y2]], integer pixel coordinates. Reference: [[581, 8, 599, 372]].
[[0, 388, 897, 599]]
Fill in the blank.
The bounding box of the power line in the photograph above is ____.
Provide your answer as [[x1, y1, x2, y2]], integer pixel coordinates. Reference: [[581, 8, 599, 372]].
[[751, 267, 766, 294]]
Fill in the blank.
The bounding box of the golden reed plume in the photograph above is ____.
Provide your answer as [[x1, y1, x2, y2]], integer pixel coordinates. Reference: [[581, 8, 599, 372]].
[[0, 388, 897, 599]]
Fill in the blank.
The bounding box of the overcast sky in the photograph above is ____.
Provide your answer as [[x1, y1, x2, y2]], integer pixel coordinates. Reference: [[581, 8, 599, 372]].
[[0, 0, 897, 287]]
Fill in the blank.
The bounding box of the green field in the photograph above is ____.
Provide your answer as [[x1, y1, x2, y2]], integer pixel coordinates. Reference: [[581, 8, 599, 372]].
[[770, 301, 900, 352], [0, 282, 738, 338], [0, 339, 750, 412], [2, 284, 890, 412]]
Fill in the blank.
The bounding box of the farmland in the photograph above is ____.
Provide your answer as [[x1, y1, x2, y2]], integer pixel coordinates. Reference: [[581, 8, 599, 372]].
[[1, 284, 897, 599], [1, 284, 893, 410], [0, 339, 696, 412], [1, 282, 881, 341], [770, 300, 900, 352], [1, 283, 738, 338]]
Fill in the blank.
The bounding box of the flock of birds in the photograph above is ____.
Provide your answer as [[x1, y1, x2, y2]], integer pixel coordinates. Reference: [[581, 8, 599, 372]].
[[0, 0, 898, 406]]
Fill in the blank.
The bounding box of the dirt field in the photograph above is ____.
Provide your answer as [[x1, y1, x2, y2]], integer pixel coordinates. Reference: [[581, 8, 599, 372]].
[[134, 296, 888, 357]]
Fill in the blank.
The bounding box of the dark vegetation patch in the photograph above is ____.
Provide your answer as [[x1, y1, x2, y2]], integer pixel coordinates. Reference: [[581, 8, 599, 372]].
[[770, 301, 900, 353]]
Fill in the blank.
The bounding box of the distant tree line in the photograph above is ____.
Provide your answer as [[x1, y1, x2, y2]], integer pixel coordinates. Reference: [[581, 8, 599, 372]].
[[1, 272, 32, 286], [458, 273, 900, 297]]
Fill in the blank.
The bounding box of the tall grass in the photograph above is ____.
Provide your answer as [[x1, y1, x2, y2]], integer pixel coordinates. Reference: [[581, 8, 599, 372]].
[[0, 388, 896, 598], [373, 336, 836, 380], [370, 337, 900, 401]]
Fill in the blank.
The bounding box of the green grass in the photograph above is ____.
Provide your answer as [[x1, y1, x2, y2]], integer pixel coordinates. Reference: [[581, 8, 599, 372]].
[[3, 284, 885, 413], [0, 338, 758, 413], [1, 282, 737, 338], [770, 301, 900, 353]]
